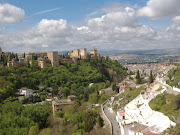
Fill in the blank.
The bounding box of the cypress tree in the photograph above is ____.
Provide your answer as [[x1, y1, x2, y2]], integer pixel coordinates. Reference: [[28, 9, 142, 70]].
[[3, 55, 7, 66], [15, 53, 18, 61], [26, 57, 30, 68], [136, 70, 141, 84], [149, 70, 154, 84]]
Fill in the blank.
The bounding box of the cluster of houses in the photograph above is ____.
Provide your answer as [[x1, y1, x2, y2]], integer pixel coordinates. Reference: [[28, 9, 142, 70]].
[[15, 87, 77, 115], [106, 78, 177, 135], [125, 63, 176, 79], [114, 90, 176, 135], [104, 64, 179, 135], [15, 87, 53, 101]]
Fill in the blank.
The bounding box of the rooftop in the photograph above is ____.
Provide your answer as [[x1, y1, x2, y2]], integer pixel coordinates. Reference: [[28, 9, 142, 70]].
[[130, 123, 148, 132], [119, 110, 125, 114], [143, 132, 158, 135]]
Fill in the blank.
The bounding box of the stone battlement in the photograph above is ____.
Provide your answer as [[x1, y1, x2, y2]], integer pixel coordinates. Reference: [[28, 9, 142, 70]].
[[68, 48, 100, 59]]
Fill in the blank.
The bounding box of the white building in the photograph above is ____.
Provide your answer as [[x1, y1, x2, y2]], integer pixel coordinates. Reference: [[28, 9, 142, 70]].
[[16, 87, 34, 99], [124, 94, 176, 133]]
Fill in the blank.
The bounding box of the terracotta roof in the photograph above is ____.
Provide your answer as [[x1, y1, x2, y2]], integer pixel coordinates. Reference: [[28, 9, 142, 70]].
[[130, 124, 148, 132], [144, 132, 157, 135], [120, 85, 126, 88], [119, 110, 125, 113]]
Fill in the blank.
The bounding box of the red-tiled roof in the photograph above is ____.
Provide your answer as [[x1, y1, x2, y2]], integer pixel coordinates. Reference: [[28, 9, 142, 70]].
[[144, 132, 157, 135], [120, 85, 126, 88], [119, 110, 125, 113]]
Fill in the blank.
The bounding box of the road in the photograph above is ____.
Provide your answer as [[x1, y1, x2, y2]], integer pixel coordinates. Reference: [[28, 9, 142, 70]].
[[103, 101, 121, 135]]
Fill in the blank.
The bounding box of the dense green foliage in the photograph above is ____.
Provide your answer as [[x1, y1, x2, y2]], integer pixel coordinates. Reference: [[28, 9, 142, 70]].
[[88, 92, 111, 104], [96, 115, 104, 127], [0, 77, 18, 103], [0, 101, 50, 135], [149, 92, 180, 116], [56, 111, 64, 118], [0, 57, 127, 134], [28, 125, 39, 135], [0, 58, 127, 103], [167, 67, 180, 88], [63, 101, 85, 134], [149, 92, 180, 134], [85, 109, 97, 132]]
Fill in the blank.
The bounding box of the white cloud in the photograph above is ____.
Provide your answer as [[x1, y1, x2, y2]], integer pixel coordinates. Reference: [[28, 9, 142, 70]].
[[42, 44, 48, 48], [137, 0, 180, 19], [1, 3, 180, 53], [88, 7, 139, 31], [35, 19, 75, 38], [172, 16, 180, 24], [0, 3, 25, 23]]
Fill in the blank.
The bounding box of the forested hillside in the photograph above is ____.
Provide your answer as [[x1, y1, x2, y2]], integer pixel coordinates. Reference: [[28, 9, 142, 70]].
[[0, 57, 127, 135], [0, 101, 50, 135], [0, 57, 127, 103]]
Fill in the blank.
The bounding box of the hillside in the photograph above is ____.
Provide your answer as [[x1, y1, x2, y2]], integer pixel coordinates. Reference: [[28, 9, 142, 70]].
[[0, 57, 127, 102], [0, 57, 127, 135], [167, 67, 180, 88]]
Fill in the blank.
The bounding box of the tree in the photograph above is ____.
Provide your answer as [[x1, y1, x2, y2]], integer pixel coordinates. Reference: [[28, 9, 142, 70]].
[[21, 105, 49, 129], [88, 93, 99, 104], [31, 57, 38, 70], [136, 70, 141, 84], [149, 70, 154, 84], [175, 95, 180, 109], [38, 128, 50, 135], [3, 55, 7, 66], [23, 52, 25, 58], [63, 87, 70, 97], [26, 57, 30, 68], [15, 53, 18, 61], [85, 109, 97, 132], [96, 115, 103, 127], [0, 55, 3, 62], [28, 125, 39, 135], [56, 111, 64, 118], [112, 82, 118, 92]]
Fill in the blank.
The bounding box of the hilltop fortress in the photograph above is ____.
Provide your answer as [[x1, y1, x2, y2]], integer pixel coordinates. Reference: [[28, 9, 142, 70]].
[[0, 47, 100, 68], [68, 48, 100, 59]]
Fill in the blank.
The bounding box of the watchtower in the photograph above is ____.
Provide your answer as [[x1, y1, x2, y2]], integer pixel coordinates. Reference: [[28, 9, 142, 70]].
[[47, 51, 59, 67]]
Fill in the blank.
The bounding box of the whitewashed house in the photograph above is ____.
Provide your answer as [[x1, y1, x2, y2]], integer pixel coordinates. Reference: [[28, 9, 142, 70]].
[[16, 87, 34, 100]]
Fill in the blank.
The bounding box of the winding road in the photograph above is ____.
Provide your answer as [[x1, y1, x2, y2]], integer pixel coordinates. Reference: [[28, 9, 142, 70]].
[[102, 100, 121, 135]]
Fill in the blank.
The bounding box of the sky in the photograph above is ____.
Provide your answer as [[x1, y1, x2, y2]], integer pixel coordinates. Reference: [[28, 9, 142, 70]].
[[0, 0, 180, 53]]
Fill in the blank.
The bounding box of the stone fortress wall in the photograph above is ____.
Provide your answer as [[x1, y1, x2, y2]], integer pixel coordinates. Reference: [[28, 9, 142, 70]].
[[0, 47, 100, 68], [68, 48, 100, 60]]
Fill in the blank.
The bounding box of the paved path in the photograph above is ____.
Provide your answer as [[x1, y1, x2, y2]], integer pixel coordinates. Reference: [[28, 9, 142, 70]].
[[103, 101, 121, 135]]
